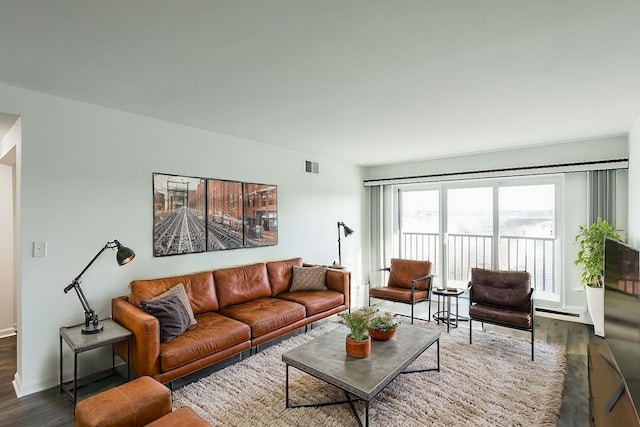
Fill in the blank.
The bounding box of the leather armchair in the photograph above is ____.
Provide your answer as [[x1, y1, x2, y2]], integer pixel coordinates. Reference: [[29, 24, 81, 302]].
[[368, 258, 434, 323], [468, 267, 535, 360]]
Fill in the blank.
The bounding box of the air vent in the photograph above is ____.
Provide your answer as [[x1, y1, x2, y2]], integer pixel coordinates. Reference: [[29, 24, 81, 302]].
[[305, 160, 319, 174]]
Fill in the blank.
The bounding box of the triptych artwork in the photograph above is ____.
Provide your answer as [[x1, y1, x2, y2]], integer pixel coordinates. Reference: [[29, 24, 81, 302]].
[[153, 173, 278, 257]]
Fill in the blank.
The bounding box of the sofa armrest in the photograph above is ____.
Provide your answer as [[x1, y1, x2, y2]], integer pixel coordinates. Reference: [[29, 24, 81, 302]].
[[112, 296, 161, 379], [326, 268, 351, 309]]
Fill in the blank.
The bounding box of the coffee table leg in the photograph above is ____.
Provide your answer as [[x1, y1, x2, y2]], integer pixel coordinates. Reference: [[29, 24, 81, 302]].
[[285, 364, 290, 408], [365, 400, 370, 427]]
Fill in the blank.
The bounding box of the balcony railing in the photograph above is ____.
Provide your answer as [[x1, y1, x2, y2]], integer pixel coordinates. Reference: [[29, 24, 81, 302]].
[[401, 232, 555, 292]]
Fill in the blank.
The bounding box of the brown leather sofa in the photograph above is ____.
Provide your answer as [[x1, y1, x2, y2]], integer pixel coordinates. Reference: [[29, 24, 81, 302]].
[[112, 258, 350, 384]]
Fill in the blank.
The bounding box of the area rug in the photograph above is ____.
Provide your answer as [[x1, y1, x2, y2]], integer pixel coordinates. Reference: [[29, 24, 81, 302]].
[[172, 320, 566, 426]]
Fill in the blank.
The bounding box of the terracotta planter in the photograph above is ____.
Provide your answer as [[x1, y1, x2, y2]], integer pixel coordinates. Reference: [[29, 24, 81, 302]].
[[369, 328, 396, 341], [345, 335, 371, 358]]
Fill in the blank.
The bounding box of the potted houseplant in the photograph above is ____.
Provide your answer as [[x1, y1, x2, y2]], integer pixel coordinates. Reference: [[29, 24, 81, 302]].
[[368, 312, 399, 341], [574, 217, 623, 336], [338, 307, 376, 358]]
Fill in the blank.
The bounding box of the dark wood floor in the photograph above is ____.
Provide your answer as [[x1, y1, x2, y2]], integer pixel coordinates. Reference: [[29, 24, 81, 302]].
[[0, 315, 596, 426]]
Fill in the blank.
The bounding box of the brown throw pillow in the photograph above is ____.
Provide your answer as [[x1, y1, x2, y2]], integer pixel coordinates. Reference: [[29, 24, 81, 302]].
[[149, 283, 197, 327], [140, 294, 191, 343], [290, 266, 328, 291]]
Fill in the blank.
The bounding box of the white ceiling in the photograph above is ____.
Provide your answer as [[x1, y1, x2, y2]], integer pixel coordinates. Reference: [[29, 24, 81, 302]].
[[1, 1, 640, 166]]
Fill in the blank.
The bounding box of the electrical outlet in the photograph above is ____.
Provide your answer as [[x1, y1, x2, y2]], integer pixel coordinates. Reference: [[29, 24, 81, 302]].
[[33, 241, 47, 257]]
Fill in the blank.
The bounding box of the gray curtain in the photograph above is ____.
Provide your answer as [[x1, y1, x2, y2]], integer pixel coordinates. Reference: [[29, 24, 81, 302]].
[[368, 185, 385, 288], [587, 170, 616, 224]]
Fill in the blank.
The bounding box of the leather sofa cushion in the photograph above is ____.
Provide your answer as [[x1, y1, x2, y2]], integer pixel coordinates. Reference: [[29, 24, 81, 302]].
[[219, 298, 305, 338], [388, 259, 432, 290], [469, 303, 532, 329], [214, 263, 272, 308], [266, 257, 303, 296], [159, 312, 250, 373], [129, 271, 219, 315], [277, 290, 344, 316], [471, 268, 531, 311], [369, 286, 429, 302]]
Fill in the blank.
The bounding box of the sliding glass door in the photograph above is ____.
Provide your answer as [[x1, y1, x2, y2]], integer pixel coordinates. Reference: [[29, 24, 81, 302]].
[[398, 177, 559, 296]]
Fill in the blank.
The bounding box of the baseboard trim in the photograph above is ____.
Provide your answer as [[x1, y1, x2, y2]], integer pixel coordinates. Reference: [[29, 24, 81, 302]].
[[12, 372, 22, 398], [535, 307, 580, 317], [0, 327, 16, 339]]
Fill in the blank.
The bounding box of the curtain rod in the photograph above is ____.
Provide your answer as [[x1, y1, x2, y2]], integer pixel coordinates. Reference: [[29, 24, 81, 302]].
[[363, 158, 629, 187]]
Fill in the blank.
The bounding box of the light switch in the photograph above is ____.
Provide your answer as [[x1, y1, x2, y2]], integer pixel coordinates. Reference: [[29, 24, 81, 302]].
[[33, 241, 47, 257]]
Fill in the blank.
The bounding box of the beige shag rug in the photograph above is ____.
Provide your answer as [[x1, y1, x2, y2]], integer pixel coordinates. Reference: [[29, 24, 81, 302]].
[[172, 320, 566, 427]]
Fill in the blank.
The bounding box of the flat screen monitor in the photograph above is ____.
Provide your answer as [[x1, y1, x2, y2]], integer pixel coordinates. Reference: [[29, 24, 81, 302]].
[[603, 237, 640, 414]]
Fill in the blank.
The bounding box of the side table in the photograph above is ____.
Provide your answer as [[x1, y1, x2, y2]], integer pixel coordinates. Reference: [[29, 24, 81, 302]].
[[59, 318, 132, 404], [432, 288, 464, 333]]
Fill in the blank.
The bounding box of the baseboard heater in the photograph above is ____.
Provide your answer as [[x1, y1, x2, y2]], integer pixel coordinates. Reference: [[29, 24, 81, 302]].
[[535, 307, 580, 317]]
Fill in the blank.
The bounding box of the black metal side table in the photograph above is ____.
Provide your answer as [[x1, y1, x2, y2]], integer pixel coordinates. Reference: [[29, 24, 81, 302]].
[[432, 288, 464, 333], [59, 318, 132, 404]]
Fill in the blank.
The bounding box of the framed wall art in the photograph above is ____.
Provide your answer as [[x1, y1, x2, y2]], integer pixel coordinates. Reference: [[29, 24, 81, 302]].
[[153, 173, 206, 256], [153, 173, 278, 256], [206, 179, 243, 250], [243, 183, 278, 247]]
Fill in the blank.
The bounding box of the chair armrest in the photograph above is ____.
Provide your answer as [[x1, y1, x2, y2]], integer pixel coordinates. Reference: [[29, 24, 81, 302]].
[[112, 296, 161, 379], [410, 274, 435, 302], [412, 273, 433, 283]]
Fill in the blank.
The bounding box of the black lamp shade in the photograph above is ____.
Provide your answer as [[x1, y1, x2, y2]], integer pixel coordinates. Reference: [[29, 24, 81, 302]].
[[117, 245, 135, 266], [343, 224, 354, 237]]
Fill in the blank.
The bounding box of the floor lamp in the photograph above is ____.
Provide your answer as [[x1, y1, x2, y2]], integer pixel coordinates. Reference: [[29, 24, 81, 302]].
[[63, 239, 135, 334], [337, 222, 354, 311], [336, 221, 354, 267]]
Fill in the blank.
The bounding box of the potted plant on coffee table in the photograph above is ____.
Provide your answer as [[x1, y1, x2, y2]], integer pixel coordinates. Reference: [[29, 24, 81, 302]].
[[574, 217, 623, 336], [338, 307, 376, 358], [368, 312, 399, 341]]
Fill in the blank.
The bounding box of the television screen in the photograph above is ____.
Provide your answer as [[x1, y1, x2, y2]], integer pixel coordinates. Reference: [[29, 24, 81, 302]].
[[603, 237, 640, 414]]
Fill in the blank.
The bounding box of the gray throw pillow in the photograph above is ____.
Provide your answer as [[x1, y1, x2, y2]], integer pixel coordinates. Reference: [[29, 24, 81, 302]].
[[140, 294, 191, 343], [290, 266, 328, 291], [149, 283, 197, 327]]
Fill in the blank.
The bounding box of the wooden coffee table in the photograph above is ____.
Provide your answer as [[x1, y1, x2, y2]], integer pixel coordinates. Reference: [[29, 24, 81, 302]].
[[282, 324, 440, 427]]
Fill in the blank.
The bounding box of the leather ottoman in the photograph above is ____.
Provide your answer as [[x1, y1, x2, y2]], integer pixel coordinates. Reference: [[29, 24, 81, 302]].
[[75, 376, 209, 427]]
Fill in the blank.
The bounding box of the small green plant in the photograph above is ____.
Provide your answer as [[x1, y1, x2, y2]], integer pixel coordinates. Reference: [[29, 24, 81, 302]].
[[369, 312, 399, 332], [574, 217, 623, 287], [338, 307, 376, 341]]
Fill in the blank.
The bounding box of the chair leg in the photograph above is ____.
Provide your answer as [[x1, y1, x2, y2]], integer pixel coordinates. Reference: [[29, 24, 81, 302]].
[[469, 318, 473, 344], [428, 299, 431, 321], [531, 327, 535, 361], [411, 305, 414, 324]]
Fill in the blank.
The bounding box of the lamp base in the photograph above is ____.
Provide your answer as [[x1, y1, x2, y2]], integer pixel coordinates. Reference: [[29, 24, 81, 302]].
[[81, 322, 104, 334]]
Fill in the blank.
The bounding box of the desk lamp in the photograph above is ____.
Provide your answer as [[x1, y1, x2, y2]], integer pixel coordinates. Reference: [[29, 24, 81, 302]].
[[63, 239, 135, 334]]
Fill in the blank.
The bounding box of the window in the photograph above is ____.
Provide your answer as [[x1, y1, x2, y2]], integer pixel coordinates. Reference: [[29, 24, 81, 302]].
[[399, 177, 559, 295]]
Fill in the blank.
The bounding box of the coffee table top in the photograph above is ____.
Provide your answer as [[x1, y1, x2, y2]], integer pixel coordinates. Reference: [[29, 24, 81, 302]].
[[282, 324, 439, 400]]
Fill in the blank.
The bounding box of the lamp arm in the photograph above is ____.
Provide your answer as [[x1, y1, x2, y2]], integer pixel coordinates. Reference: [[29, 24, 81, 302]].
[[337, 222, 343, 265], [66, 242, 118, 292], [74, 280, 95, 318]]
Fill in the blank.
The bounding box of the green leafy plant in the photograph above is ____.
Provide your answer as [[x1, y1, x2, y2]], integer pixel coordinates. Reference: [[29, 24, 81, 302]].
[[369, 312, 399, 332], [338, 307, 376, 341], [574, 217, 623, 287]]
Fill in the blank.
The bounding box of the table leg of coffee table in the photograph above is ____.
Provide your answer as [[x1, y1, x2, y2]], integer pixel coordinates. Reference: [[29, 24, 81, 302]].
[[285, 364, 290, 408]]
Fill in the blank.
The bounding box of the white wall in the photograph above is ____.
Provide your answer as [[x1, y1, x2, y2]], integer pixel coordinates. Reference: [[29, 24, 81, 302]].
[[365, 137, 629, 316], [0, 83, 365, 396]]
